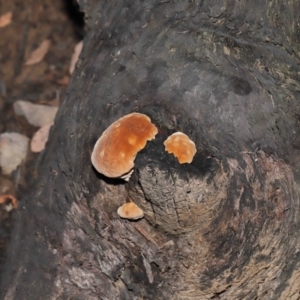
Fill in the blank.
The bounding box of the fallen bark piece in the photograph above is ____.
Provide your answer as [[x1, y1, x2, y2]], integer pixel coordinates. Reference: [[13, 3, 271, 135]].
[[0, 12, 12, 28], [30, 123, 53, 153], [13, 100, 58, 127], [69, 41, 83, 74], [25, 39, 51, 66], [0, 132, 29, 175]]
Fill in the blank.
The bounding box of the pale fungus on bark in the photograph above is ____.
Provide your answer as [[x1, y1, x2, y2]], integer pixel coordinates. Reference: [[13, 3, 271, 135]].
[[117, 200, 144, 220], [163, 132, 197, 164], [91, 113, 158, 181]]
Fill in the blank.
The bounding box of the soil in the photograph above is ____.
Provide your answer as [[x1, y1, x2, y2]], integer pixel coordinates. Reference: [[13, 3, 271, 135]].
[[0, 0, 84, 273]]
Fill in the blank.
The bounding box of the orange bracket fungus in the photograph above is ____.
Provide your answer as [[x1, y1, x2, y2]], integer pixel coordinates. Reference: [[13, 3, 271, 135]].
[[163, 132, 197, 164], [91, 113, 158, 181], [117, 200, 144, 220]]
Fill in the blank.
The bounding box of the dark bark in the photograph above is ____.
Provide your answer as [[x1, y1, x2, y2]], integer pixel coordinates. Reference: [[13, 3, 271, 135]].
[[1, 0, 300, 299]]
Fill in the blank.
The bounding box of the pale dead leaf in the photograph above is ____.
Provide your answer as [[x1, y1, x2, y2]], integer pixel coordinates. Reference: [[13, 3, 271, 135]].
[[0, 132, 29, 175], [30, 123, 53, 153], [25, 39, 51, 66], [69, 41, 83, 74], [13, 100, 58, 127], [0, 12, 12, 28]]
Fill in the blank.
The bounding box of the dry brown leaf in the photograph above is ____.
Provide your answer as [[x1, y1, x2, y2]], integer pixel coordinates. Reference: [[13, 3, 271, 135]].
[[0, 194, 18, 209], [44, 70, 56, 81], [56, 75, 70, 86], [39, 98, 60, 107], [0, 177, 15, 195], [25, 39, 51, 66], [0, 12, 12, 28], [30, 123, 53, 153], [69, 41, 83, 74], [47, 97, 60, 107]]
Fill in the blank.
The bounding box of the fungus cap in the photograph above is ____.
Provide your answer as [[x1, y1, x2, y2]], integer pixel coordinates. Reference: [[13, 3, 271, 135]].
[[91, 113, 158, 180], [163, 132, 196, 164], [117, 202, 144, 220]]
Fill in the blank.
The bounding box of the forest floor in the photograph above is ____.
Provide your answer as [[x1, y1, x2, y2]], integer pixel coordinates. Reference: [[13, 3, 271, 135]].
[[0, 0, 83, 273]]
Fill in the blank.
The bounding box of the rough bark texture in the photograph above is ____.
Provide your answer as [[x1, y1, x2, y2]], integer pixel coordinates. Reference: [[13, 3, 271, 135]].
[[1, 0, 300, 299]]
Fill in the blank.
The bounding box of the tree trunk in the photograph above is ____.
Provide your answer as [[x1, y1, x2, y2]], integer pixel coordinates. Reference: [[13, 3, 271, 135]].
[[1, 0, 300, 299]]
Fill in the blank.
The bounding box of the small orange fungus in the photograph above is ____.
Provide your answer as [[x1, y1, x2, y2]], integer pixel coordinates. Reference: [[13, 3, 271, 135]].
[[117, 201, 144, 220], [164, 132, 196, 164]]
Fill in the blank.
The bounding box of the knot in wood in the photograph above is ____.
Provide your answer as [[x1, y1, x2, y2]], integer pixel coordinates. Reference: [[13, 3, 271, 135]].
[[128, 159, 229, 235]]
